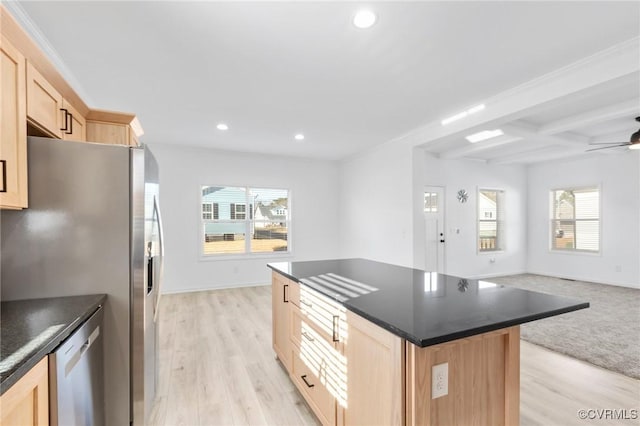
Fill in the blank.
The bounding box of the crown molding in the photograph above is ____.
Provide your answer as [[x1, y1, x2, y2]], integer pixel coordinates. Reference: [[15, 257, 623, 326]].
[[3, 1, 95, 107]]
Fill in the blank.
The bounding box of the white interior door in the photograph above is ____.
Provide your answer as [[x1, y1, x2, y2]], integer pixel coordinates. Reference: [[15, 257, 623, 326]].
[[424, 186, 445, 273]]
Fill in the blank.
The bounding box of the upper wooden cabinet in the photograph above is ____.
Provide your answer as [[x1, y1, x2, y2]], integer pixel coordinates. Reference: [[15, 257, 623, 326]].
[[1, 35, 28, 209], [86, 110, 143, 146], [61, 99, 86, 142], [26, 61, 63, 138], [26, 62, 87, 142]]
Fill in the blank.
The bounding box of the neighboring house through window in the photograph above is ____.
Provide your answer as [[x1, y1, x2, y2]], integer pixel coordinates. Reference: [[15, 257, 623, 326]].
[[478, 189, 505, 252], [201, 186, 289, 255], [551, 187, 600, 252]]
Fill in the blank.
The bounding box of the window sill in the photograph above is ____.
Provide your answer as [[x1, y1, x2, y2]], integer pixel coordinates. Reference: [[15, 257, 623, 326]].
[[548, 249, 601, 257], [199, 252, 294, 262], [477, 250, 505, 255]]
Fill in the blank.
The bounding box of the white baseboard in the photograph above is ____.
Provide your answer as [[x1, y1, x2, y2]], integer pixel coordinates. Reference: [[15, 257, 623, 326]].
[[525, 269, 640, 289], [467, 270, 528, 280], [162, 280, 270, 295]]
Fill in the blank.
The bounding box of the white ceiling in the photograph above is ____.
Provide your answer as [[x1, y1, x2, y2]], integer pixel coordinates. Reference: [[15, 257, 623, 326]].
[[12, 1, 640, 162]]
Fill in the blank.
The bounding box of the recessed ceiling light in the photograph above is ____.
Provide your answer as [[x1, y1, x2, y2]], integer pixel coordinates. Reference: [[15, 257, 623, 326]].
[[216, 123, 229, 131], [441, 104, 486, 126], [353, 10, 377, 29], [294, 134, 305, 141], [465, 129, 504, 143]]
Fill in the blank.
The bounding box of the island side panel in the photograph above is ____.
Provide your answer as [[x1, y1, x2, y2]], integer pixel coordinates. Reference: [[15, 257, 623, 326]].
[[406, 326, 520, 426]]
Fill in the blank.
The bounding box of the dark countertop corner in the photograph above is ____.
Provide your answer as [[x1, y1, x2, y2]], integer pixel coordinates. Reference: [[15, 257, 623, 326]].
[[1, 293, 107, 395]]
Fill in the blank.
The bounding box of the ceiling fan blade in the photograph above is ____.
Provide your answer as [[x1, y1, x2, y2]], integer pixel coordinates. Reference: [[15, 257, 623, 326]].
[[587, 141, 628, 145], [586, 144, 629, 152]]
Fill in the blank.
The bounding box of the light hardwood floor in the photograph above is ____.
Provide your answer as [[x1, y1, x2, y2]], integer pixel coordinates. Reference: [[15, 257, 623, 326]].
[[149, 286, 640, 426]]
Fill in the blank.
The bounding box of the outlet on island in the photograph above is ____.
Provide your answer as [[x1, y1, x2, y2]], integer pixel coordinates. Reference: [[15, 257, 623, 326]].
[[432, 362, 448, 399]]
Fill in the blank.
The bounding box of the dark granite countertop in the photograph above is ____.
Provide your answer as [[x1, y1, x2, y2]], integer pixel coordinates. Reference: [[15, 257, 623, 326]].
[[1, 294, 106, 395], [268, 258, 589, 347]]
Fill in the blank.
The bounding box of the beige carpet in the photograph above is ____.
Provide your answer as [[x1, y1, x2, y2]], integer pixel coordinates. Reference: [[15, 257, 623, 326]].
[[488, 274, 640, 379]]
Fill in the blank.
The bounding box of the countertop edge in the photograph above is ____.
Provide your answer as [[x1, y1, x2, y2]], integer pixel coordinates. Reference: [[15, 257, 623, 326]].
[[0, 294, 107, 395], [269, 267, 590, 348]]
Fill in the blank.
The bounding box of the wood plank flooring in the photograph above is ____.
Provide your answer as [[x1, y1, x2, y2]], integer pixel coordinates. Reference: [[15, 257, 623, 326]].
[[149, 286, 640, 426]]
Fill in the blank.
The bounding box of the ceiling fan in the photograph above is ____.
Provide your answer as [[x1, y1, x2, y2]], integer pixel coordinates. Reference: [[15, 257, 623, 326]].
[[586, 116, 640, 152]]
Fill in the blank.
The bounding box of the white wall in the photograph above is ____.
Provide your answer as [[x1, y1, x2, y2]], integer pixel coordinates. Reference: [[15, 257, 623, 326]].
[[527, 152, 640, 288], [418, 152, 528, 278], [150, 143, 340, 293], [338, 142, 415, 267]]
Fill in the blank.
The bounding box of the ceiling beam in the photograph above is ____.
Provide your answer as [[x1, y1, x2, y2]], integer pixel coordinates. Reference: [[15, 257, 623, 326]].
[[487, 146, 585, 165], [538, 99, 639, 135], [393, 37, 639, 148], [501, 122, 589, 146], [438, 135, 522, 159]]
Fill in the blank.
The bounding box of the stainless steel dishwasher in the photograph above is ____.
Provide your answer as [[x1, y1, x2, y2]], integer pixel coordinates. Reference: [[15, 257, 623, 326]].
[[49, 305, 105, 426]]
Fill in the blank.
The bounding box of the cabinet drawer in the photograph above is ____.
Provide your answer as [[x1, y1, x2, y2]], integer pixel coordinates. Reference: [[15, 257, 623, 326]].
[[291, 343, 337, 426], [297, 286, 343, 344]]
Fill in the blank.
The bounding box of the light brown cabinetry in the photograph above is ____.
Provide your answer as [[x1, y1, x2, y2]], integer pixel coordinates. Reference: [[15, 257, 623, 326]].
[[0, 357, 49, 426], [337, 310, 404, 426], [26, 61, 63, 138], [273, 272, 401, 426], [0, 35, 28, 209], [25, 62, 85, 142], [272, 271, 292, 369], [61, 99, 86, 142], [86, 110, 143, 146]]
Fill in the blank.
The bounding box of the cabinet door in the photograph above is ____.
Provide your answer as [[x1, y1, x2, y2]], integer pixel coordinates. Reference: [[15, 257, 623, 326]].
[[272, 272, 291, 369], [26, 61, 63, 138], [0, 357, 49, 426], [0, 36, 28, 209], [86, 121, 129, 145], [338, 310, 404, 426], [61, 99, 86, 142]]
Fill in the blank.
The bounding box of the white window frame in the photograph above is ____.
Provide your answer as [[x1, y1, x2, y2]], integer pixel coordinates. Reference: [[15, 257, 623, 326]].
[[549, 185, 601, 255], [477, 188, 505, 253], [200, 185, 292, 260]]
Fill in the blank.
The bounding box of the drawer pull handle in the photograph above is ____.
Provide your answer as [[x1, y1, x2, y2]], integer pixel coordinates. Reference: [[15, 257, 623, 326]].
[[301, 374, 315, 388], [60, 108, 69, 131], [0, 160, 6, 193], [301, 299, 312, 307], [332, 315, 339, 342], [301, 331, 314, 342]]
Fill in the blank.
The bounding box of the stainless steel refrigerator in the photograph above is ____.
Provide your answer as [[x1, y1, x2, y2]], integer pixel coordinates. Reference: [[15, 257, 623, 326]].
[[0, 136, 164, 426]]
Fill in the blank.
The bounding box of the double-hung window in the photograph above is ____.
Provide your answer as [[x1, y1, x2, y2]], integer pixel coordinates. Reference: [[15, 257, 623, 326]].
[[201, 186, 290, 256], [478, 189, 505, 252], [551, 187, 600, 252]]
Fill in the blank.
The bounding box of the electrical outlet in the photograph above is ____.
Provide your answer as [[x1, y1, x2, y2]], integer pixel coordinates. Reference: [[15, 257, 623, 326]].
[[432, 362, 448, 399], [615, 265, 622, 273]]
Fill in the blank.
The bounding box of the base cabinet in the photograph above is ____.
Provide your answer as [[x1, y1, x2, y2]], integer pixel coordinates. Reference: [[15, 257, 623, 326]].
[[0, 357, 49, 426], [272, 271, 521, 426], [272, 271, 292, 369]]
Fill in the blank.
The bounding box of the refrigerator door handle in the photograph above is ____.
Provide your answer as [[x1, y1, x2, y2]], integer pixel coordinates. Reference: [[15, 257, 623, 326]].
[[153, 195, 165, 322]]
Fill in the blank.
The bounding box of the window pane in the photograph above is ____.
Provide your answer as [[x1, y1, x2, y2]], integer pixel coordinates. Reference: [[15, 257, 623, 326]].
[[576, 220, 599, 251], [251, 221, 288, 253], [552, 220, 575, 249], [203, 223, 246, 254], [250, 188, 289, 221], [424, 192, 438, 213], [550, 187, 599, 252], [478, 189, 504, 251], [202, 186, 247, 220]]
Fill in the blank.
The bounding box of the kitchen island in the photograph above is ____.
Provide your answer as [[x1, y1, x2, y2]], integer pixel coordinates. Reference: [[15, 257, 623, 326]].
[[269, 259, 588, 426]]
